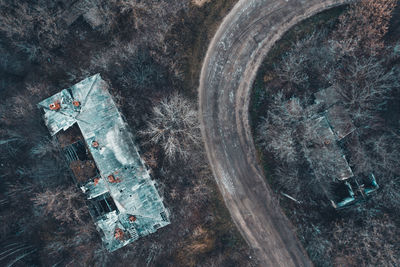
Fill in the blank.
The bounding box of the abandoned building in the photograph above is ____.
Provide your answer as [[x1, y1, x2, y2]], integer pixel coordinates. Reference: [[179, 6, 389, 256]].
[[38, 74, 170, 252], [58, 1, 107, 29], [289, 86, 379, 209]]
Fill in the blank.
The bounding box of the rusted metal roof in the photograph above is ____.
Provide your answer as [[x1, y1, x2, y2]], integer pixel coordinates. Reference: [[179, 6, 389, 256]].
[[38, 74, 170, 251]]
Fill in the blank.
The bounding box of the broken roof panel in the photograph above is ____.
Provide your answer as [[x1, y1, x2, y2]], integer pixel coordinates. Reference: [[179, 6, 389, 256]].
[[81, 176, 108, 200], [305, 117, 354, 182], [325, 105, 356, 140], [38, 74, 169, 252], [38, 89, 79, 135]]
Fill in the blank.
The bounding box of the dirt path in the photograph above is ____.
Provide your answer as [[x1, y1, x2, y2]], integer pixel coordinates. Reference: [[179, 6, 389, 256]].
[[198, 0, 350, 266]]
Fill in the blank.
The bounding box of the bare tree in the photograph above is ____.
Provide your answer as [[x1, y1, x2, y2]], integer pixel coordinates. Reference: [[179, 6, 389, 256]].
[[300, 119, 341, 199], [30, 137, 60, 159], [276, 48, 309, 88], [333, 0, 398, 54], [367, 133, 400, 176], [332, 215, 400, 266], [258, 118, 298, 163], [32, 186, 88, 224], [276, 31, 333, 92], [346, 134, 374, 176], [274, 163, 302, 198], [140, 93, 201, 161], [275, 32, 318, 88], [257, 92, 305, 163], [41, 221, 104, 266], [0, 1, 67, 61], [328, 55, 399, 127]]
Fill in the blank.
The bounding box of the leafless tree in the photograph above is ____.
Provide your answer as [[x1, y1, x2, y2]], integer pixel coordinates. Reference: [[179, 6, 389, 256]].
[[140, 93, 201, 161], [298, 117, 352, 200], [276, 33, 317, 87], [328, 55, 399, 127], [30, 137, 60, 159], [0, 129, 26, 160], [276, 31, 333, 92], [332, 215, 400, 266], [333, 0, 397, 55], [41, 222, 104, 266], [300, 222, 332, 267], [274, 163, 302, 199], [367, 133, 400, 176], [32, 186, 88, 224], [257, 92, 305, 163], [346, 134, 374, 176], [258, 118, 298, 163], [0, 1, 67, 61], [276, 49, 309, 88]]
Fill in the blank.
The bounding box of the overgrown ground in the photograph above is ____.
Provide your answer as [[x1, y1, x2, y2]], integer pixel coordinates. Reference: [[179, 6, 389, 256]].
[[250, 2, 400, 266], [250, 6, 346, 187], [0, 1, 258, 266], [250, 7, 346, 129]]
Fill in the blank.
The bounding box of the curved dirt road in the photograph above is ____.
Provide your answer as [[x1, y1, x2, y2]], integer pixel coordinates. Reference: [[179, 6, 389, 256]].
[[199, 0, 350, 266]]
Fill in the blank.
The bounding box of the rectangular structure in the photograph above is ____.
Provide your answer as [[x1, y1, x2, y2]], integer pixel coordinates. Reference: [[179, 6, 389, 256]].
[[304, 116, 354, 182], [306, 87, 379, 208], [38, 74, 170, 251], [325, 105, 356, 141]]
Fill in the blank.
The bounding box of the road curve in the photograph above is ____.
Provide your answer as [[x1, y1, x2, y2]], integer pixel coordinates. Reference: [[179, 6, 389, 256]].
[[198, 0, 350, 266]]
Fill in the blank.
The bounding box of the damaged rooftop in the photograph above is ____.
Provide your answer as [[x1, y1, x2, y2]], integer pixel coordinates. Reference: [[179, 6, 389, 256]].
[[38, 74, 170, 252]]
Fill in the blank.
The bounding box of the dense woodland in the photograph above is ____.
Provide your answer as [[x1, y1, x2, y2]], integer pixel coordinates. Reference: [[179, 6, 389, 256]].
[[251, 1, 400, 266], [1, 0, 400, 266], [0, 0, 257, 266]]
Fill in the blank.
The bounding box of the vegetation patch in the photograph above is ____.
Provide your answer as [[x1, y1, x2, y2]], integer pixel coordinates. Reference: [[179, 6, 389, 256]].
[[0, 0, 256, 266], [192, 0, 212, 8], [250, 1, 400, 266]]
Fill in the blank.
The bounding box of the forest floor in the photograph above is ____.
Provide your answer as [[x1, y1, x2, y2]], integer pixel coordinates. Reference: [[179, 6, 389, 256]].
[[249, 2, 400, 266], [0, 1, 259, 266]]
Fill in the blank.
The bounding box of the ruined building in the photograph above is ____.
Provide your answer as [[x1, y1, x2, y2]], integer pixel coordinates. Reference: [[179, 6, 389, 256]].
[[311, 86, 379, 208], [38, 74, 170, 252], [287, 86, 379, 209]]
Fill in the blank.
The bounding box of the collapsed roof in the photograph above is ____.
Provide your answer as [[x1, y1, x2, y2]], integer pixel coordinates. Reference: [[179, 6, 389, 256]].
[[38, 74, 169, 251], [304, 116, 354, 182], [308, 87, 378, 208], [285, 86, 379, 208]]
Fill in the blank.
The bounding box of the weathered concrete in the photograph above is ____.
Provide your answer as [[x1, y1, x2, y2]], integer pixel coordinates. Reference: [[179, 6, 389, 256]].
[[198, 0, 350, 266]]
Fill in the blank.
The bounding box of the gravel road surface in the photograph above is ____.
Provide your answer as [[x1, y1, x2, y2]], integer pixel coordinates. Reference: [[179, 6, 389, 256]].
[[198, 0, 349, 266]]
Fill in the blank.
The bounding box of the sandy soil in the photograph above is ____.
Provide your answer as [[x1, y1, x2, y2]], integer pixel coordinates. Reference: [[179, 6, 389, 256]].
[[198, 0, 351, 266]]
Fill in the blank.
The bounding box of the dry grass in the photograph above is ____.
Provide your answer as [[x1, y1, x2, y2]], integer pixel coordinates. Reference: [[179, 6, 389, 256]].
[[176, 226, 216, 266], [192, 0, 212, 7]]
